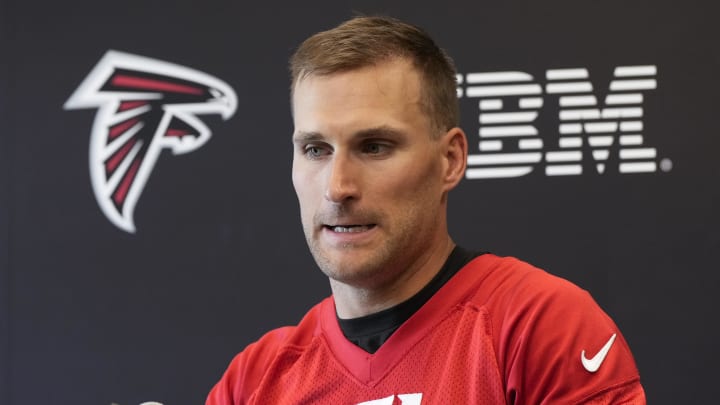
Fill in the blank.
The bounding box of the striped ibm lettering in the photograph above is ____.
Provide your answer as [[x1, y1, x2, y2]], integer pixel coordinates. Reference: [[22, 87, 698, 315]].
[[458, 65, 665, 179]]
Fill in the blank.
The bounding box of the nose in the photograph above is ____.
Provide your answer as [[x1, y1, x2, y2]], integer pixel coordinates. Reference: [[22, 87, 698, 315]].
[[324, 153, 360, 203]]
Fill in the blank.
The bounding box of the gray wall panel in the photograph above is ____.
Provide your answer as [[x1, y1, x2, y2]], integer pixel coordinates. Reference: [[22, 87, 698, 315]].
[[1, 0, 13, 403]]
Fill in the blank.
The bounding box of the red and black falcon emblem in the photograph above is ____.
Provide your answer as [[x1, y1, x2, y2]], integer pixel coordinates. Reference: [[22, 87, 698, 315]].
[[64, 50, 237, 232]]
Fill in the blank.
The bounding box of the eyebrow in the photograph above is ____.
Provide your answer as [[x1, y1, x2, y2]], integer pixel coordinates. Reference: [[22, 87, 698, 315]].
[[292, 131, 324, 143], [354, 126, 406, 140], [292, 126, 406, 143]]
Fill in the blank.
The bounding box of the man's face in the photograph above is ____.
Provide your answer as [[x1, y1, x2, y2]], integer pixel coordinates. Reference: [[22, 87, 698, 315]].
[[291, 59, 451, 289]]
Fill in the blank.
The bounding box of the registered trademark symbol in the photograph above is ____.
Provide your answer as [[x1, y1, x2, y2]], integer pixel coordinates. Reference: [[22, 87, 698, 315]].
[[660, 158, 673, 172]]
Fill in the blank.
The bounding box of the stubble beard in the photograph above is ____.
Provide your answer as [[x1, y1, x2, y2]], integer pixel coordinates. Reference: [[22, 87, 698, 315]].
[[303, 202, 434, 291]]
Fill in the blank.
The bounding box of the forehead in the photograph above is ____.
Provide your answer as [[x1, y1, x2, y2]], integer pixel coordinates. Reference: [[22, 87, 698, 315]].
[[291, 59, 429, 132], [293, 57, 421, 96]]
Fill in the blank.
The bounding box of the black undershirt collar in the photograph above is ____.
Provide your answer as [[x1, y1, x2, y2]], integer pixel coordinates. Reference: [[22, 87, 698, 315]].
[[337, 246, 484, 354]]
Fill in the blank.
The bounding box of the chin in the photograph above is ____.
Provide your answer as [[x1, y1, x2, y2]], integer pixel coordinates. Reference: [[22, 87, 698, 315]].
[[316, 252, 388, 286]]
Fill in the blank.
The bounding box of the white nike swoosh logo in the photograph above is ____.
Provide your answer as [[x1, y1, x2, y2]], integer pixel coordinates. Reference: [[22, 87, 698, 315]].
[[581, 333, 617, 373]]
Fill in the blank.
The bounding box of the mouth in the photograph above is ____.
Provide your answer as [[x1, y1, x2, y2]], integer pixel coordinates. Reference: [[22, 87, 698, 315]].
[[324, 224, 376, 233]]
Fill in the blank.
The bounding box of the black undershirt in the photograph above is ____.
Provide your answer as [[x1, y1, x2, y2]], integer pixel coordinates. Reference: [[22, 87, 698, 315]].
[[337, 246, 484, 354]]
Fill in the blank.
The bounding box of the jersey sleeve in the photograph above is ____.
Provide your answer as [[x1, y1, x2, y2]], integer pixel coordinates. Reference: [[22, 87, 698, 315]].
[[205, 327, 295, 405], [487, 260, 645, 404]]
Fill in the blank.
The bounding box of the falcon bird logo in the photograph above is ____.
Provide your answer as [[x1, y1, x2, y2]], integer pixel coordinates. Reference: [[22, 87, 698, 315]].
[[64, 50, 237, 233]]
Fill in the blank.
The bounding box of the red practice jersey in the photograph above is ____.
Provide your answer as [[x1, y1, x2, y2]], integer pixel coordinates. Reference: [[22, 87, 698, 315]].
[[207, 254, 645, 404]]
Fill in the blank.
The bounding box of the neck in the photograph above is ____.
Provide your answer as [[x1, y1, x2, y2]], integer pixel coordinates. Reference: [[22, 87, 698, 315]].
[[331, 236, 456, 319]]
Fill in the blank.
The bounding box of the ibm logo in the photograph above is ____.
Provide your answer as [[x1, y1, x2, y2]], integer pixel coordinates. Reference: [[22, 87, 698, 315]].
[[457, 65, 669, 179]]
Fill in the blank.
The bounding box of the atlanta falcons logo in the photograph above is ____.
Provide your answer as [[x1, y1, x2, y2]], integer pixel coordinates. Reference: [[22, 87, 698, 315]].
[[64, 50, 237, 233]]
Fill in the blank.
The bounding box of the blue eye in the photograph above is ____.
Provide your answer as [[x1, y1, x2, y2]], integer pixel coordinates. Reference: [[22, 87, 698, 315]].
[[362, 142, 391, 155], [304, 145, 329, 159]]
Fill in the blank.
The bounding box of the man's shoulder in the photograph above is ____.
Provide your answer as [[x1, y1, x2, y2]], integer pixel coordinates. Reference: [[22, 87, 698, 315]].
[[458, 253, 608, 331], [243, 297, 330, 359], [206, 297, 334, 404], [459, 253, 643, 404], [461, 253, 589, 303]]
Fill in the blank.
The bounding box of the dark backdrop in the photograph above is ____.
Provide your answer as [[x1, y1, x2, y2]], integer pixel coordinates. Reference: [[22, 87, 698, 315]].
[[1, 0, 718, 404]]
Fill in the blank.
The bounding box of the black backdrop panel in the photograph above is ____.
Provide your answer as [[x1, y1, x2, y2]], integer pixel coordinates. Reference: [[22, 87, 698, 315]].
[[2, 0, 13, 402], [2, 0, 719, 404]]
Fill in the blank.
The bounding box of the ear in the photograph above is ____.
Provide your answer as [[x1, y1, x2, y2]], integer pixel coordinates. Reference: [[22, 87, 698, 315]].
[[440, 127, 468, 192]]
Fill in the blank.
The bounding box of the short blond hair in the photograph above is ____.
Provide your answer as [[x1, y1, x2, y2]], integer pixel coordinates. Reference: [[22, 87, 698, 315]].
[[290, 16, 459, 134]]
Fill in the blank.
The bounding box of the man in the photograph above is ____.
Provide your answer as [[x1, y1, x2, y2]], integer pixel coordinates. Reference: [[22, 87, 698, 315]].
[[207, 16, 645, 404]]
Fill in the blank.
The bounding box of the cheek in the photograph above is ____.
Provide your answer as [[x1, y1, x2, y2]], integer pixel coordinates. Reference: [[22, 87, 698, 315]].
[[373, 175, 434, 226], [292, 166, 318, 217], [291, 170, 302, 200], [292, 159, 311, 199], [387, 156, 443, 200], [291, 155, 302, 193]]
